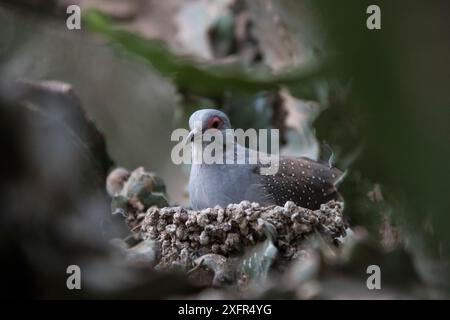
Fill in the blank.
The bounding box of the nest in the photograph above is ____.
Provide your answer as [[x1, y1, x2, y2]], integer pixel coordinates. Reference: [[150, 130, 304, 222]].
[[108, 167, 346, 280], [127, 200, 346, 270]]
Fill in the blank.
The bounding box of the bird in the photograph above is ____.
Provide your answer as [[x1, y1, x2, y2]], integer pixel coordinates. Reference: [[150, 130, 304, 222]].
[[186, 108, 343, 210]]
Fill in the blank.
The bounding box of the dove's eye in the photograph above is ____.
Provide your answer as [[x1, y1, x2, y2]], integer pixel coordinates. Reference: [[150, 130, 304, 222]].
[[207, 116, 223, 129]]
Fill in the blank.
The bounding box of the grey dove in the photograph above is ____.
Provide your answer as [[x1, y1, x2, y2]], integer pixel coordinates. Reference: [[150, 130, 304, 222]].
[[186, 109, 343, 210]]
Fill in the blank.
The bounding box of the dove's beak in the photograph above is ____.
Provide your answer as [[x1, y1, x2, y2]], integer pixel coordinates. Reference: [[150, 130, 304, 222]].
[[184, 128, 200, 145]]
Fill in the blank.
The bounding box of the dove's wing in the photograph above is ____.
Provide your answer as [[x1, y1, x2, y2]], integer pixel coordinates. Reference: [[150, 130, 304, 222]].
[[257, 156, 343, 209]]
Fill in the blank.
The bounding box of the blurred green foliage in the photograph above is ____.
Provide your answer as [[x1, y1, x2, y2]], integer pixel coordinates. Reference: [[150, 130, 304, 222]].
[[84, 9, 325, 99], [310, 0, 450, 261]]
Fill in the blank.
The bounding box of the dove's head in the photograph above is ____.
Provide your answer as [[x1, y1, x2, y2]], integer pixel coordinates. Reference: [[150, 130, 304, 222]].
[[186, 109, 232, 143]]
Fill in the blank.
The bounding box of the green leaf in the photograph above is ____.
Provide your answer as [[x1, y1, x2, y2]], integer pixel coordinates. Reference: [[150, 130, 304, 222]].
[[84, 9, 324, 98]]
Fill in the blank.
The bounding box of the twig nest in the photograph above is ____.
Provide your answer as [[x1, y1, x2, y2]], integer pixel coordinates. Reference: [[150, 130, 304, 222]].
[[136, 200, 346, 270]]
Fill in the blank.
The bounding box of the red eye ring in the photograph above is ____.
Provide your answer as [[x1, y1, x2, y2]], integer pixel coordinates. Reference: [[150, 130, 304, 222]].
[[207, 116, 223, 129]]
